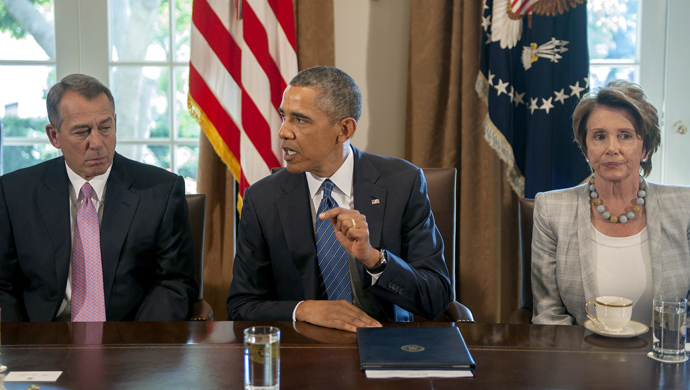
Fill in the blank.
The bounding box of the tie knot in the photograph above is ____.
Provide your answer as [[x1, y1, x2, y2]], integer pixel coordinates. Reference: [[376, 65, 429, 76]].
[[81, 182, 94, 199], [322, 179, 334, 197]]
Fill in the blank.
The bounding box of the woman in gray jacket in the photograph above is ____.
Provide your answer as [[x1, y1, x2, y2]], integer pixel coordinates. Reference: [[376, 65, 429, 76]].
[[531, 80, 690, 326]]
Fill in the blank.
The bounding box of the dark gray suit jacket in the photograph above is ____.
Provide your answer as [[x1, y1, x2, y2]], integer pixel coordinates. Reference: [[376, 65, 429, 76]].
[[0, 153, 198, 322], [226, 147, 452, 322]]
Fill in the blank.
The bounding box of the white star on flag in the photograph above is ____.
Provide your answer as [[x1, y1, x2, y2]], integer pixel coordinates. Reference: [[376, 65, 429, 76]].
[[540, 97, 554, 114], [495, 79, 509, 96], [514, 91, 525, 107], [554, 88, 568, 104], [569, 81, 585, 98], [482, 15, 491, 31], [529, 97, 539, 114]]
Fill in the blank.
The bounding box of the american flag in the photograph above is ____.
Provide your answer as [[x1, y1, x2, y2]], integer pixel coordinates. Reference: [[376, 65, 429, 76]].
[[188, 0, 298, 210]]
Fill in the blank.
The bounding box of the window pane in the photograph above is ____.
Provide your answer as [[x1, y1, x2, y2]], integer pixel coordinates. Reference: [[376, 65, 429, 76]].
[[0, 66, 55, 174], [111, 66, 170, 139], [176, 144, 198, 193], [1, 144, 59, 175], [109, 0, 170, 62], [175, 66, 199, 139], [175, 0, 193, 62], [588, 0, 638, 61], [590, 65, 638, 90], [0, 66, 55, 120], [0, 1, 55, 61], [116, 144, 170, 170]]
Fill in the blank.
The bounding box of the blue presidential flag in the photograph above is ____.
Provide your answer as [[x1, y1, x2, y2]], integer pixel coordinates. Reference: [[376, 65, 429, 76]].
[[477, 0, 591, 199]]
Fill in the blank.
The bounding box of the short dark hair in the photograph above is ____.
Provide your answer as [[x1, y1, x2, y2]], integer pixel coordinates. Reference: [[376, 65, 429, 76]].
[[289, 66, 361, 124], [47, 74, 115, 130], [572, 80, 660, 177]]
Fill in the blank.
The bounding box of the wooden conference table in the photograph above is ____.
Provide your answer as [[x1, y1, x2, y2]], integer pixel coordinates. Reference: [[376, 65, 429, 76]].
[[0, 321, 686, 389]]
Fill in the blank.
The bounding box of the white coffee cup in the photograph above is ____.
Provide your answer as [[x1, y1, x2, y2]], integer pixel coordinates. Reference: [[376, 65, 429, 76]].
[[585, 296, 633, 332]]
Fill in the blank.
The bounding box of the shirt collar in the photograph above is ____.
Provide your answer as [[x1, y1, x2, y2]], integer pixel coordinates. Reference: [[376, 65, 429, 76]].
[[65, 162, 112, 204], [306, 145, 354, 198]]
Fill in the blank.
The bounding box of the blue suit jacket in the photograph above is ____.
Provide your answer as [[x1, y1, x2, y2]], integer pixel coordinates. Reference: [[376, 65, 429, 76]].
[[0, 153, 198, 322], [226, 147, 452, 322]]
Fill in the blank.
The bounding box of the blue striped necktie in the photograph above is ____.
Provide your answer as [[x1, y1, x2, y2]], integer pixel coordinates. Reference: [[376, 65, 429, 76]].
[[315, 179, 353, 302]]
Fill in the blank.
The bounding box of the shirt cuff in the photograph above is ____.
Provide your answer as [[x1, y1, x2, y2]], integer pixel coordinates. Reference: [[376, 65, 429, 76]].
[[292, 300, 304, 322], [368, 270, 382, 285]]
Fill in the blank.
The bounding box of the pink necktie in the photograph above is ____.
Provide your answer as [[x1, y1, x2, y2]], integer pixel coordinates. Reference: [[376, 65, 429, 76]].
[[71, 183, 106, 322]]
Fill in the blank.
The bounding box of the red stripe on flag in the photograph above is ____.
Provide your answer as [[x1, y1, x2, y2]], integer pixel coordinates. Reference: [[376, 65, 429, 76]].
[[243, 3, 288, 111], [190, 0, 296, 205], [241, 91, 281, 169], [268, 0, 297, 51], [239, 170, 250, 199], [192, 0, 242, 81], [189, 66, 241, 157]]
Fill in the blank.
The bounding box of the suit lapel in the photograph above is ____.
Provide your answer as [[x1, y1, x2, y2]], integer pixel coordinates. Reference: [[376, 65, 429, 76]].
[[100, 154, 140, 304], [576, 184, 598, 302], [36, 158, 72, 294], [352, 149, 386, 249], [644, 183, 664, 298], [276, 172, 322, 299]]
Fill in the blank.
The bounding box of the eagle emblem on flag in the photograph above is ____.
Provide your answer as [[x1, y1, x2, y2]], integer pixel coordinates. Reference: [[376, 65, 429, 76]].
[[490, 0, 585, 49]]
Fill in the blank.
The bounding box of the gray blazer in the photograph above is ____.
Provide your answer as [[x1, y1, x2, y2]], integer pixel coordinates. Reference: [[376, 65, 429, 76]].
[[531, 182, 690, 325]]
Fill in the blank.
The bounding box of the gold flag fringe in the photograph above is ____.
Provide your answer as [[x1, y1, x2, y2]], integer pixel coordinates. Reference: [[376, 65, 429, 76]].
[[475, 71, 526, 198], [188, 93, 245, 214]]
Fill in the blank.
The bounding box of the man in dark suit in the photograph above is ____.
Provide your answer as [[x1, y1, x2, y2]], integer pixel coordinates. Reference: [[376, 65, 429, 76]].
[[0, 74, 198, 322], [226, 66, 452, 332]]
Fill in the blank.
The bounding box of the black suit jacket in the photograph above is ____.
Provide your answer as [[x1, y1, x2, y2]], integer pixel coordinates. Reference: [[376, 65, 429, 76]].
[[0, 153, 198, 322], [226, 147, 452, 322]]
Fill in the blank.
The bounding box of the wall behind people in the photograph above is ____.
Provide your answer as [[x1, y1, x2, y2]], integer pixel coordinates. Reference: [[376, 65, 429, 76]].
[[404, 2, 519, 323], [333, 0, 410, 159]]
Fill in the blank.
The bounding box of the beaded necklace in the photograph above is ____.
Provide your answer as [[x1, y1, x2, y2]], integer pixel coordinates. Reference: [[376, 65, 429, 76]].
[[588, 175, 646, 223]]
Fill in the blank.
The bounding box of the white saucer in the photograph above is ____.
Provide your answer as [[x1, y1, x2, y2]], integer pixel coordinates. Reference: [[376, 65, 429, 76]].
[[584, 320, 649, 338]]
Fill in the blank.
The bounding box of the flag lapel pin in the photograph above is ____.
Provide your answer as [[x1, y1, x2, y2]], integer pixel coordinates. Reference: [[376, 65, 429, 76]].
[[371, 199, 380, 205]]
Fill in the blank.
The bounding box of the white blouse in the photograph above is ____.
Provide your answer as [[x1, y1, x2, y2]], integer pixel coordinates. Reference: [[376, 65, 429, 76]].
[[591, 226, 653, 325]]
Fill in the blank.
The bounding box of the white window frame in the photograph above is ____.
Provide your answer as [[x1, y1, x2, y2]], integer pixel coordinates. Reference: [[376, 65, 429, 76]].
[[2, 0, 197, 179]]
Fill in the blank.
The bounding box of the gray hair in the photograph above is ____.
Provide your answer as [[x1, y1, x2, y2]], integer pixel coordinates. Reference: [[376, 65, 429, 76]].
[[47, 74, 115, 130], [289, 66, 361, 124]]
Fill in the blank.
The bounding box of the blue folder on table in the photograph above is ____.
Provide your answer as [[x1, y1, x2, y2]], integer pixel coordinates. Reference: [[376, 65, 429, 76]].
[[357, 326, 475, 374]]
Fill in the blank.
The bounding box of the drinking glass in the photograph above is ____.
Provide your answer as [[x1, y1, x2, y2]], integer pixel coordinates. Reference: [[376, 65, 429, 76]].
[[650, 295, 688, 363], [244, 326, 280, 390]]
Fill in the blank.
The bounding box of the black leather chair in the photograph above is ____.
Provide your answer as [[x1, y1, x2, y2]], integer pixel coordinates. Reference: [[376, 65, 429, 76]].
[[509, 197, 534, 324], [418, 168, 473, 323], [186, 194, 214, 321]]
